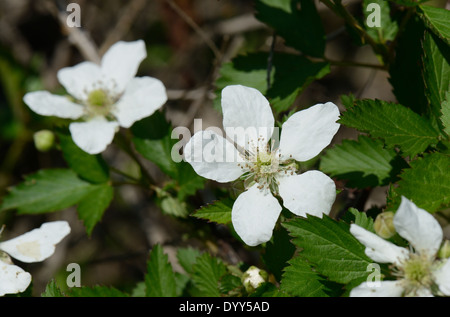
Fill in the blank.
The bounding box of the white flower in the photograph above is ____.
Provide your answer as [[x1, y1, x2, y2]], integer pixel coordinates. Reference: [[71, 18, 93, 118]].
[[23, 40, 168, 154], [184, 85, 340, 246], [350, 196, 450, 297], [0, 221, 70, 296]]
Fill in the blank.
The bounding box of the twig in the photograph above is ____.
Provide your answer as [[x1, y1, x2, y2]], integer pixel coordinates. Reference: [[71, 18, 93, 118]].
[[164, 0, 222, 60], [99, 0, 148, 55], [43, 0, 100, 63], [319, 0, 389, 64]]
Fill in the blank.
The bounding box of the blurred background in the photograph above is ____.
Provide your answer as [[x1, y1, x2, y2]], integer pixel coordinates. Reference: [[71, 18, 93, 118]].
[[0, 0, 399, 296]]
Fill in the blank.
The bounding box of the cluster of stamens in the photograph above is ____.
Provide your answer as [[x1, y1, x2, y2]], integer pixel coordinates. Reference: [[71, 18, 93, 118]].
[[237, 136, 297, 195], [391, 252, 437, 296], [82, 79, 121, 119]]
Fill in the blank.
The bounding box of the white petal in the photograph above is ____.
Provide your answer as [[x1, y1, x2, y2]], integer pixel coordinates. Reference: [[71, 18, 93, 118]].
[[69, 117, 119, 154], [0, 221, 70, 263], [112, 77, 167, 128], [279, 102, 340, 162], [221, 85, 274, 150], [350, 281, 404, 297], [23, 91, 84, 119], [101, 40, 147, 94], [57, 61, 102, 101], [278, 170, 336, 218], [231, 184, 282, 246], [350, 224, 409, 265], [415, 287, 434, 297], [184, 130, 245, 183], [0, 261, 32, 296], [433, 259, 450, 296], [394, 196, 443, 258]]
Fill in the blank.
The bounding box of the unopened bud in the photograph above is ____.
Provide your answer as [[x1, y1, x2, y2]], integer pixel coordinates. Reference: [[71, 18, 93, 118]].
[[439, 240, 450, 259], [241, 266, 268, 293], [374, 211, 396, 239], [33, 130, 55, 152]]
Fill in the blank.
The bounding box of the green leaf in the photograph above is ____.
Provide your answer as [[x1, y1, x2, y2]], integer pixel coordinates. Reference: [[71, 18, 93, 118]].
[[250, 282, 289, 297], [132, 111, 205, 198], [419, 5, 450, 45], [394, 152, 450, 213], [133, 136, 179, 179], [77, 183, 114, 235], [320, 135, 406, 188], [193, 198, 234, 224], [41, 280, 64, 297], [255, 0, 326, 57], [68, 285, 128, 297], [363, 0, 398, 43], [57, 131, 110, 184], [176, 161, 205, 201], [280, 256, 340, 297], [283, 215, 372, 284], [176, 247, 202, 275], [156, 188, 189, 218], [131, 282, 146, 297], [0, 169, 98, 214], [422, 31, 450, 131], [218, 273, 242, 295], [145, 244, 177, 297], [389, 0, 428, 6], [339, 99, 440, 157], [262, 226, 295, 282], [389, 15, 428, 115], [191, 252, 227, 297], [342, 208, 375, 233], [215, 52, 330, 114], [441, 91, 450, 136]]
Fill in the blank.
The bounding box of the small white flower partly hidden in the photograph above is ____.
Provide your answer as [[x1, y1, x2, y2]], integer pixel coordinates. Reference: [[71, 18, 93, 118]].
[[23, 40, 168, 154], [0, 221, 70, 296], [350, 196, 450, 297], [184, 85, 340, 246]]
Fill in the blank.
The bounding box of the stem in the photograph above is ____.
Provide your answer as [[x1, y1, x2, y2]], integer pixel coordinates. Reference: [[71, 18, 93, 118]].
[[109, 166, 141, 183], [309, 56, 387, 70], [267, 32, 277, 90], [386, 7, 415, 65], [326, 58, 387, 70], [319, 0, 389, 64], [113, 130, 154, 186]]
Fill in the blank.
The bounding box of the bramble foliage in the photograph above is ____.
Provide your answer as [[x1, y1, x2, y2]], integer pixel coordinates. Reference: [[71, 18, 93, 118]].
[[0, 0, 449, 298]]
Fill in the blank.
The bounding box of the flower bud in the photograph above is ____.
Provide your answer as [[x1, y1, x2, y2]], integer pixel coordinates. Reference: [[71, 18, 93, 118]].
[[241, 266, 268, 293], [374, 211, 396, 239], [439, 240, 450, 259], [33, 130, 55, 152]]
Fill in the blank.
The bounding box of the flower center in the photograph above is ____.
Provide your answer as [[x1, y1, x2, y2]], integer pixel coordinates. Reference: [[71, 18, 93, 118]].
[[85, 88, 116, 118], [87, 89, 108, 107], [238, 140, 297, 194], [393, 253, 436, 296]]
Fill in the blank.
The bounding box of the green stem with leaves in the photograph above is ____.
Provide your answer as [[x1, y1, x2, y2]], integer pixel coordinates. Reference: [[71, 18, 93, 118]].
[[319, 0, 390, 65]]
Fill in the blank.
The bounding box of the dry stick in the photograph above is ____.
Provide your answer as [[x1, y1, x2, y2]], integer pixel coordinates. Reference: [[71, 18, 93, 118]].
[[99, 0, 148, 55], [164, 0, 222, 61], [43, 0, 100, 63]]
